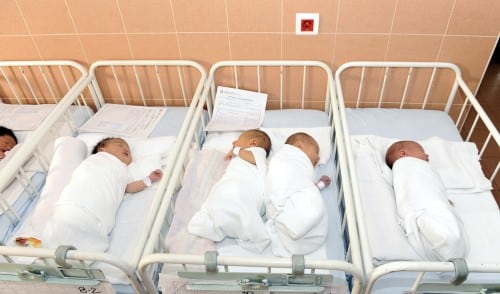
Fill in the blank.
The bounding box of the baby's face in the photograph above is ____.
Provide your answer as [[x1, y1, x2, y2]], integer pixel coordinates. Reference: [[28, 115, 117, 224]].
[[232, 133, 254, 148], [0, 135, 17, 160], [100, 138, 132, 165], [404, 142, 429, 162]]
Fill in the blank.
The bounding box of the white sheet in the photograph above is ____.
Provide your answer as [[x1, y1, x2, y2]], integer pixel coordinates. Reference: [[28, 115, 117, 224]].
[[346, 108, 462, 141], [164, 149, 223, 255]]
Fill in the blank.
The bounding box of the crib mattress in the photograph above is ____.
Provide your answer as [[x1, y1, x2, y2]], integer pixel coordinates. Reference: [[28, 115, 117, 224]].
[[346, 107, 500, 293]]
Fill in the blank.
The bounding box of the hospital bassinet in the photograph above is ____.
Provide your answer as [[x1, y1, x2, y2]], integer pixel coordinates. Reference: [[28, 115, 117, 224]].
[[0, 60, 206, 293], [335, 61, 500, 294], [138, 60, 364, 294]]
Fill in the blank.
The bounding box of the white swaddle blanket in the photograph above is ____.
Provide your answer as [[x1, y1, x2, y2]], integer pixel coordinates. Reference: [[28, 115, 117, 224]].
[[265, 144, 328, 258], [188, 147, 270, 253], [393, 157, 469, 261], [43, 152, 128, 252]]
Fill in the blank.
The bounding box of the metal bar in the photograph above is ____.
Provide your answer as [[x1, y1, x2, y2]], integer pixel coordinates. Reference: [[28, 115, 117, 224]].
[[356, 67, 366, 108], [132, 65, 146, 106], [421, 66, 437, 109], [154, 65, 167, 106], [38, 65, 58, 103], [111, 65, 126, 105], [399, 67, 413, 108], [377, 66, 389, 108], [19, 66, 39, 104]]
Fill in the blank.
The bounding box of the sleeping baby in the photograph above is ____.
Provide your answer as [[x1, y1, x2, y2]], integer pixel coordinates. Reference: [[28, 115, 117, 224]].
[[188, 129, 272, 253], [0, 126, 17, 160], [265, 132, 330, 258], [385, 140, 469, 261], [42, 137, 162, 252]]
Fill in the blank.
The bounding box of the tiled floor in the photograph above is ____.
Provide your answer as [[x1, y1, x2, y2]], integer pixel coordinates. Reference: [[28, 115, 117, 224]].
[[476, 60, 500, 208]]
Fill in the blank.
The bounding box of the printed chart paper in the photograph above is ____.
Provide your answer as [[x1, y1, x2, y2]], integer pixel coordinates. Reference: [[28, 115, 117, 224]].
[[79, 104, 166, 137], [0, 104, 54, 131], [205, 86, 267, 131]]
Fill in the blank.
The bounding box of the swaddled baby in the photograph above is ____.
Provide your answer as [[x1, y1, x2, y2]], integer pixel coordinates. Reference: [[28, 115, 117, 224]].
[[386, 140, 469, 261], [188, 129, 272, 253], [43, 137, 162, 252], [265, 132, 330, 258]]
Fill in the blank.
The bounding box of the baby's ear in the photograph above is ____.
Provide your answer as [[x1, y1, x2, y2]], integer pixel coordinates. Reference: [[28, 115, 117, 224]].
[[249, 138, 258, 146]]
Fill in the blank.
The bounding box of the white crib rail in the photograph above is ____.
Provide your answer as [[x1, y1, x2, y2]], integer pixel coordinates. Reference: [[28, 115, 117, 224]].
[[335, 61, 500, 293], [89, 59, 206, 109], [139, 60, 364, 294]]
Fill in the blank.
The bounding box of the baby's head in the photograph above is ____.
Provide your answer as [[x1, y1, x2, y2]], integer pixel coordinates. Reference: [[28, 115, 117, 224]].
[[385, 140, 429, 168], [0, 126, 17, 160], [233, 129, 272, 157], [92, 137, 132, 165], [285, 132, 320, 167]]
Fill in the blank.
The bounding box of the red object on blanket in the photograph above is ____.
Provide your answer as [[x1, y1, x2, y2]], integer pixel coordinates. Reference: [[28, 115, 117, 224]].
[[15, 237, 41, 247]]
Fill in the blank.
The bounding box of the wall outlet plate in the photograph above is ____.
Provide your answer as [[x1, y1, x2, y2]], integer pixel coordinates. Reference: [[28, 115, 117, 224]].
[[296, 13, 319, 35]]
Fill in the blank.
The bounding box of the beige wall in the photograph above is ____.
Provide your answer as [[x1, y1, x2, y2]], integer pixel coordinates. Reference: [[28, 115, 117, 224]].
[[0, 0, 499, 92]]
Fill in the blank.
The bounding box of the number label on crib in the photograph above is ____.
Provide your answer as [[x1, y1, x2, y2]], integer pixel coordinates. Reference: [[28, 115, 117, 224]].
[[77, 286, 103, 293]]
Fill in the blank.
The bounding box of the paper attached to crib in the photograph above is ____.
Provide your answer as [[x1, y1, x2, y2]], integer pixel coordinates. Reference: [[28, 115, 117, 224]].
[[79, 104, 166, 137], [0, 104, 54, 131], [206, 87, 267, 131]]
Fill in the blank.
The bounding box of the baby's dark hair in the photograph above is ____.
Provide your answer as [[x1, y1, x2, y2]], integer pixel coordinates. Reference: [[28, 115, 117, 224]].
[[0, 126, 17, 144], [92, 137, 116, 154], [285, 132, 319, 152], [245, 129, 272, 157]]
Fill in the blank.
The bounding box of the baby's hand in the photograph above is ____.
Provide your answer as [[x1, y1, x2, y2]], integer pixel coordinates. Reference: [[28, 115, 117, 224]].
[[224, 149, 234, 161], [149, 169, 163, 183], [316, 175, 331, 190]]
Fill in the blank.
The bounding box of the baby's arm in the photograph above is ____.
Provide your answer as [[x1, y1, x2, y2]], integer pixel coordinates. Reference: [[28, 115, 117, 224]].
[[125, 169, 163, 193], [224, 147, 256, 165], [315, 175, 331, 190]]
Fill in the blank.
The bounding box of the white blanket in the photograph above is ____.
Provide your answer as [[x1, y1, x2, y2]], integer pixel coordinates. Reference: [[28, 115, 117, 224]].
[[393, 157, 469, 261], [42, 152, 128, 252], [351, 135, 491, 193], [265, 144, 328, 257], [188, 147, 270, 253]]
